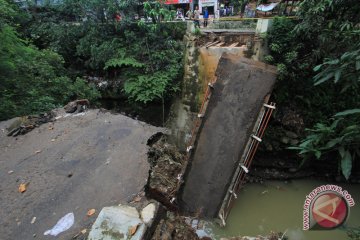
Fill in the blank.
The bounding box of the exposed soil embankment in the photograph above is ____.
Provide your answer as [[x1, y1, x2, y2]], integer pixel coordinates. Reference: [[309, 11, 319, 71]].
[[146, 135, 187, 210]]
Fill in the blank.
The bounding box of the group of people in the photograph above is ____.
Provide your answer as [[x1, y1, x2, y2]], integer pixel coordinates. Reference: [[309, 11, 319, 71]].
[[182, 6, 209, 28], [244, 1, 257, 18], [219, 6, 232, 17]]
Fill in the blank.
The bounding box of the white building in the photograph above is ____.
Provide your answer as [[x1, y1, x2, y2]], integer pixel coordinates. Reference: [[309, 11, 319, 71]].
[[14, 0, 62, 8], [198, 0, 218, 18]]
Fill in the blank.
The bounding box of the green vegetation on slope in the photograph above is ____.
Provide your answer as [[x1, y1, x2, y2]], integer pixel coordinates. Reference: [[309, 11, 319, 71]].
[[265, 0, 360, 179], [24, 0, 186, 105], [0, 0, 100, 120], [0, 0, 185, 121]]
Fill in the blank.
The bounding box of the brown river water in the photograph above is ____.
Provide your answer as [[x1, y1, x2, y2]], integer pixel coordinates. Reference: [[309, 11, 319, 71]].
[[207, 180, 360, 240]]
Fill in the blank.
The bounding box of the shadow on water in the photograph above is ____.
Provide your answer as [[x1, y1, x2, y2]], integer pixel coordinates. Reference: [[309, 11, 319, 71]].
[[99, 98, 172, 127]]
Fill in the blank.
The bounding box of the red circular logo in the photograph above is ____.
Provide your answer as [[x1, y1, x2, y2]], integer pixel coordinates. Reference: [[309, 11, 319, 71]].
[[311, 193, 348, 229]]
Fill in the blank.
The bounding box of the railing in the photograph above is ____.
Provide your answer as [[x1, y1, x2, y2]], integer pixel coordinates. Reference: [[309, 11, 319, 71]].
[[218, 96, 276, 226]]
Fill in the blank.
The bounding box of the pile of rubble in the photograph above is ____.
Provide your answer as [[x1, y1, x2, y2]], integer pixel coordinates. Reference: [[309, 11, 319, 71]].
[[6, 112, 55, 137], [152, 214, 200, 240], [6, 99, 89, 137], [147, 135, 186, 210]]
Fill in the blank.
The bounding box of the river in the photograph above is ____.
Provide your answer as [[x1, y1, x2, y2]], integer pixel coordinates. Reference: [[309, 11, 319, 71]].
[[208, 180, 360, 240]]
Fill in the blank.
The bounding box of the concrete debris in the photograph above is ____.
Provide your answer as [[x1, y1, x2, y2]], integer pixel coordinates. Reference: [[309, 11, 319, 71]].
[[6, 112, 55, 137], [141, 203, 156, 224], [6, 99, 89, 137], [147, 136, 186, 209], [152, 215, 200, 240], [64, 99, 90, 114], [88, 204, 160, 240], [88, 206, 144, 240]]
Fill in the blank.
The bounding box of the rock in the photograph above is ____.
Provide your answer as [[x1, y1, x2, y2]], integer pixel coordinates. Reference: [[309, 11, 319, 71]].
[[284, 130, 298, 139], [290, 139, 299, 145], [279, 108, 305, 133], [289, 168, 297, 173], [140, 203, 156, 224], [152, 216, 199, 240], [88, 205, 145, 240], [280, 136, 290, 144], [64, 99, 89, 113]]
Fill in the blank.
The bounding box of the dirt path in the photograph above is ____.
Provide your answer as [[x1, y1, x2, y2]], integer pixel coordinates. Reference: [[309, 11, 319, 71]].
[[0, 109, 162, 240]]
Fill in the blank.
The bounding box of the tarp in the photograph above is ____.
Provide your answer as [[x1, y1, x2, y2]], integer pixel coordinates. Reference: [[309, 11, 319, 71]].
[[165, 0, 192, 4], [256, 2, 279, 12]]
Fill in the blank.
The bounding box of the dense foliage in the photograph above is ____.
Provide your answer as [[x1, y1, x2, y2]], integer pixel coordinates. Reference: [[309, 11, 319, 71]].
[[0, 0, 100, 120], [0, 0, 185, 122], [266, 0, 360, 179], [24, 0, 186, 105]]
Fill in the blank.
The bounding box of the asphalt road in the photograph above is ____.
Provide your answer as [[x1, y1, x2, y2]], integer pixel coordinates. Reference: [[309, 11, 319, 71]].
[[0, 109, 162, 240]]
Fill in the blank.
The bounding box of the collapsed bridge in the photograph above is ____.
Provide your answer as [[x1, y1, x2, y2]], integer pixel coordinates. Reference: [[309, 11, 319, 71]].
[[180, 54, 277, 222], [166, 19, 277, 224]]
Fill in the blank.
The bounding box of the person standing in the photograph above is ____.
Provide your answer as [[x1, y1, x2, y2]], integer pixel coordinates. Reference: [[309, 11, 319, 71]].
[[203, 7, 209, 27], [186, 8, 192, 20], [248, 0, 256, 18], [193, 6, 200, 28]]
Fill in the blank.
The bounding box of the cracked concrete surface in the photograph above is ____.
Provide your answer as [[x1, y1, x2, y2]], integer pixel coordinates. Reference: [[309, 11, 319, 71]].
[[0, 109, 162, 240], [181, 54, 277, 217]]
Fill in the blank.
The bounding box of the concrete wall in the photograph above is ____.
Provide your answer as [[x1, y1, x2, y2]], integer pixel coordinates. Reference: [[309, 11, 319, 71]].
[[166, 33, 247, 151], [253, 19, 273, 61], [207, 20, 257, 30]]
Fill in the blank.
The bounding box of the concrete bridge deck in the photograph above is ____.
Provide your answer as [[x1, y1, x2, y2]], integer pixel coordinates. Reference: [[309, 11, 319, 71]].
[[181, 54, 277, 218], [201, 29, 256, 34]]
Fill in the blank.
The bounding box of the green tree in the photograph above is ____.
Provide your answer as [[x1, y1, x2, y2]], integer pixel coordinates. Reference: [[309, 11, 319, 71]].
[[15, 0, 185, 126], [0, 0, 100, 120], [267, 0, 360, 179]]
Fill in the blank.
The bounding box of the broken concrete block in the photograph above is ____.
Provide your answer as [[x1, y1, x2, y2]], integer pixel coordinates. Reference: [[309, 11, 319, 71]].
[[88, 205, 145, 240], [141, 203, 156, 224]]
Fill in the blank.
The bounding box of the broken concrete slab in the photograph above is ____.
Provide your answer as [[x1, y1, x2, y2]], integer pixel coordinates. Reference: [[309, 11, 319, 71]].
[[181, 54, 277, 217], [88, 205, 145, 240], [0, 109, 163, 240], [141, 203, 156, 224]]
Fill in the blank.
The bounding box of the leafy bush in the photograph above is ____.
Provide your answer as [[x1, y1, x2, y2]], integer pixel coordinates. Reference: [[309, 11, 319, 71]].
[[267, 0, 360, 178], [0, 2, 100, 120], [24, 1, 186, 107], [289, 110, 360, 179]]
